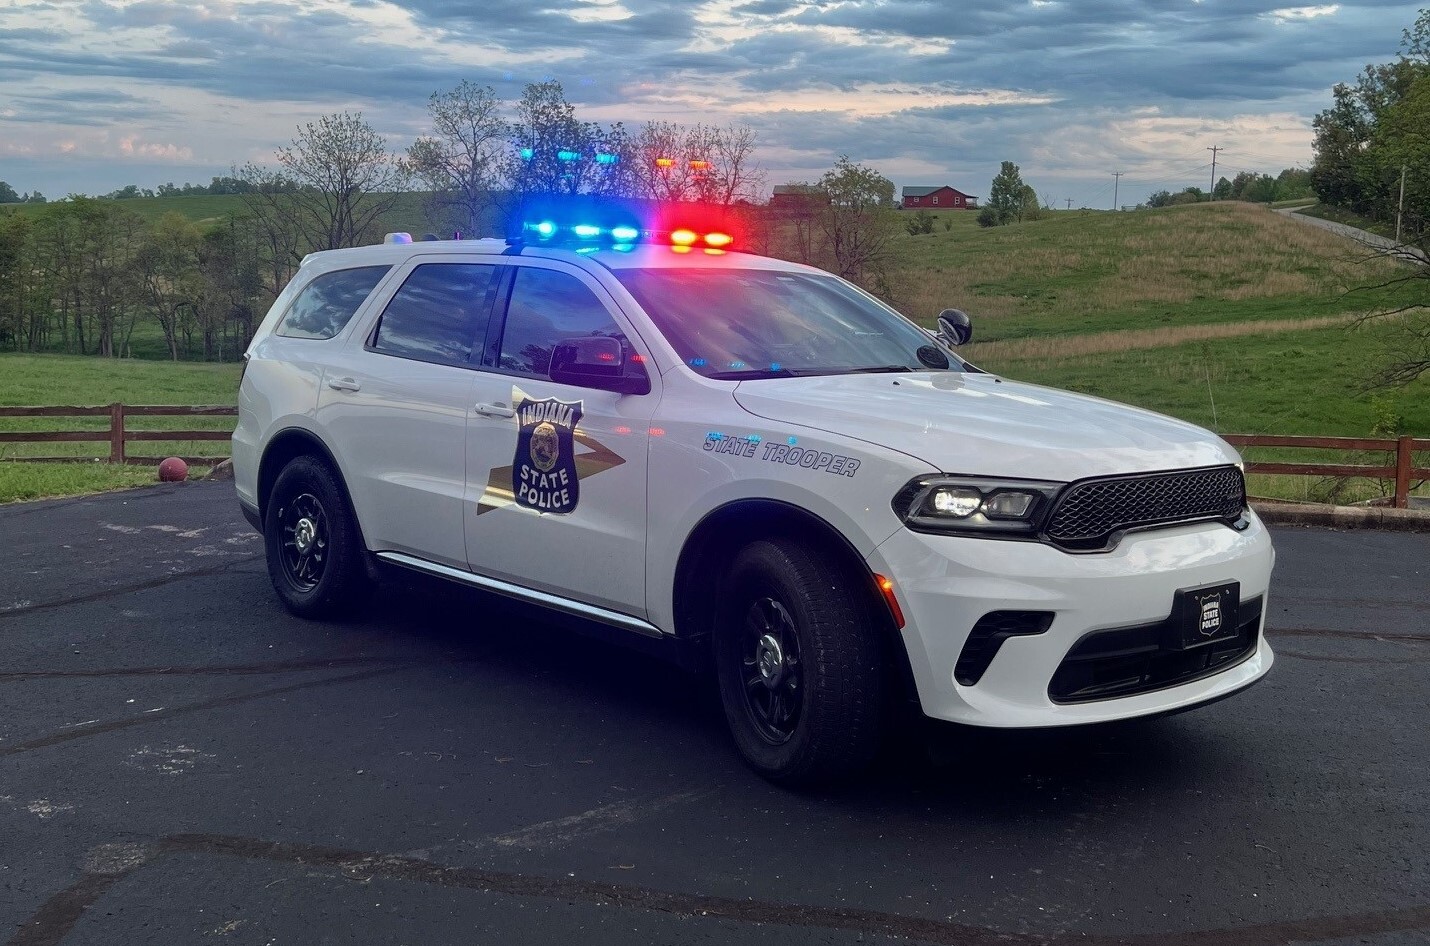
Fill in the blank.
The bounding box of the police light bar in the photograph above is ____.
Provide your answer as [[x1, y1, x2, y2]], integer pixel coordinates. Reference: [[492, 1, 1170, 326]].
[[510, 197, 737, 250]]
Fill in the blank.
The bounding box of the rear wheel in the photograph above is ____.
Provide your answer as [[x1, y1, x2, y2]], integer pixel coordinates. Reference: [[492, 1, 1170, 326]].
[[264, 456, 370, 619], [714, 538, 884, 785]]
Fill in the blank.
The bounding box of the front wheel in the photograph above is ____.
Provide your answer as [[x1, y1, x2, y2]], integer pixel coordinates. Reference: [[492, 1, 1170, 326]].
[[714, 539, 885, 786], [264, 456, 370, 619]]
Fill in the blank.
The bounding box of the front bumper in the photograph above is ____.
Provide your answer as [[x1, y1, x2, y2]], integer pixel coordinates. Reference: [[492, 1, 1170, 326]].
[[870, 513, 1275, 727]]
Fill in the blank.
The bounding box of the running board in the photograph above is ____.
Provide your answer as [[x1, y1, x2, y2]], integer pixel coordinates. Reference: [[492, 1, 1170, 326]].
[[375, 551, 666, 639]]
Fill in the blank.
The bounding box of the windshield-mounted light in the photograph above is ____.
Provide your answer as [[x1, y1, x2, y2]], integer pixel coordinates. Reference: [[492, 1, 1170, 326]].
[[893, 476, 1064, 538]]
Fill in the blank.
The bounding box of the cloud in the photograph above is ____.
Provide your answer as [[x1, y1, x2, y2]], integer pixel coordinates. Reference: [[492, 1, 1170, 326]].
[[118, 135, 194, 160], [0, 0, 1422, 203]]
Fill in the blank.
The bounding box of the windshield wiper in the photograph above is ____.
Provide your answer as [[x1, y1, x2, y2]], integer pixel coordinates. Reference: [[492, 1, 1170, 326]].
[[705, 367, 801, 380], [837, 364, 914, 374]]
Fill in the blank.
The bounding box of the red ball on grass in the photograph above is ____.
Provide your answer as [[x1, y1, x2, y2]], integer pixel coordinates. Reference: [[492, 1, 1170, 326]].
[[157, 457, 189, 482]]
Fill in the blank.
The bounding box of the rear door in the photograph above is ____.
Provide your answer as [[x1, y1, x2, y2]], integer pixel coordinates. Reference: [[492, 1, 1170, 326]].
[[317, 258, 500, 568], [464, 261, 659, 618]]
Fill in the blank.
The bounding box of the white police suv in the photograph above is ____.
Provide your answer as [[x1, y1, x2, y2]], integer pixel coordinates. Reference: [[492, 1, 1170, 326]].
[[234, 206, 1275, 785]]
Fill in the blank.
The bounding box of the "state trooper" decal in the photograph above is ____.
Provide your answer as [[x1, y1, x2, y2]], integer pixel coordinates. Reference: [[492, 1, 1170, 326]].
[[514, 396, 583, 513]]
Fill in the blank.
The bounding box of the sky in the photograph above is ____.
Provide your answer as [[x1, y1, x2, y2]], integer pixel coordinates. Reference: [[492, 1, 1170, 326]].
[[0, 0, 1423, 207]]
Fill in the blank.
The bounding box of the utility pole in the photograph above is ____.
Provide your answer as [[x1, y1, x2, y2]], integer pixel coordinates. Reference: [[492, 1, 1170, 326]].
[[1396, 164, 1407, 244], [1065, 198, 1073, 210], [1207, 145, 1222, 199], [1112, 171, 1123, 211]]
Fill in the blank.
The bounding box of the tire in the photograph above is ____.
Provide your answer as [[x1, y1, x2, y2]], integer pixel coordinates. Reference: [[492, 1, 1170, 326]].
[[263, 455, 371, 619], [714, 538, 885, 786]]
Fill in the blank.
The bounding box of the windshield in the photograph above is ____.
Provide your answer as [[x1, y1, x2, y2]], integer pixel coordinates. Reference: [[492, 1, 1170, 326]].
[[613, 268, 965, 379]]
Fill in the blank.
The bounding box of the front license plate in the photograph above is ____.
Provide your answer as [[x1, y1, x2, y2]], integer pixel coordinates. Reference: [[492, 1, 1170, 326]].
[[1171, 582, 1240, 649]]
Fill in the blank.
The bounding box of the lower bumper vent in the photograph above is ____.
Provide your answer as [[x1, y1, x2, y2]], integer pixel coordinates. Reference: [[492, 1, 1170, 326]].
[[1048, 597, 1263, 703], [955, 611, 1055, 686]]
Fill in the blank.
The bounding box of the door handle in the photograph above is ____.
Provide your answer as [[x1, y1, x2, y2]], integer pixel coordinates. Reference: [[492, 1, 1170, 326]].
[[474, 402, 516, 418], [327, 377, 361, 392]]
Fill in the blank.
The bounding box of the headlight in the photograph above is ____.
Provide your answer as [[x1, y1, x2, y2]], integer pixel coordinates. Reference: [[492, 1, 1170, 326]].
[[892, 476, 1065, 537]]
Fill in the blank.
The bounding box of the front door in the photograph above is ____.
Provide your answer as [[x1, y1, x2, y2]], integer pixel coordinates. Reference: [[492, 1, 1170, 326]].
[[465, 262, 657, 618]]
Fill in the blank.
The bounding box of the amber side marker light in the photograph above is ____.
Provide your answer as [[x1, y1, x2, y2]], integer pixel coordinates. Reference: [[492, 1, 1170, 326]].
[[874, 574, 905, 628]]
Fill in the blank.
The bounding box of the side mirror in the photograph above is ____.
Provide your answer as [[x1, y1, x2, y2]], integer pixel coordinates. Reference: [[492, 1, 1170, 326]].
[[550, 336, 651, 395], [936, 308, 973, 346]]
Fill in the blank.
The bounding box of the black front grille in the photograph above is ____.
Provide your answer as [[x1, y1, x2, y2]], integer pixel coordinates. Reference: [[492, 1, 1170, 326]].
[[1048, 597, 1263, 704], [1045, 466, 1245, 550], [955, 611, 1054, 686]]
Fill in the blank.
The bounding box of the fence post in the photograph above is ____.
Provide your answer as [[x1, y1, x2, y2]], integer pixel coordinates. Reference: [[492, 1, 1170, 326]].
[[1394, 435, 1413, 509], [108, 403, 125, 465]]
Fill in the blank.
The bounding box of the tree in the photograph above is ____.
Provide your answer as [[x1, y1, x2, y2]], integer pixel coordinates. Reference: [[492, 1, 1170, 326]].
[[503, 81, 603, 205], [905, 209, 935, 235], [136, 212, 202, 360], [0, 181, 18, 203], [408, 81, 507, 237], [985, 161, 1027, 226], [1368, 70, 1430, 236], [195, 217, 265, 359], [816, 156, 898, 289], [1312, 9, 1430, 220], [1017, 183, 1043, 221], [238, 110, 411, 254]]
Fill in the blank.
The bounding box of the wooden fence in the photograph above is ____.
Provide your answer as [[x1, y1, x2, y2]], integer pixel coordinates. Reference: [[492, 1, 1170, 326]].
[[0, 406, 1426, 506], [0, 403, 237, 466], [1223, 434, 1430, 509]]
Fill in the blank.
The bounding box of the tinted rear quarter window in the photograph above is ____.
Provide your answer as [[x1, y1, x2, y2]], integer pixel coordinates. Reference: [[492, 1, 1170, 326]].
[[371, 263, 499, 366], [275, 265, 391, 340]]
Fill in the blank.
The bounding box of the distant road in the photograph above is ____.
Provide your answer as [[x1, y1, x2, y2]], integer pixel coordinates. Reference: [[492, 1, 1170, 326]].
[[1277, 204, 1427, 262]]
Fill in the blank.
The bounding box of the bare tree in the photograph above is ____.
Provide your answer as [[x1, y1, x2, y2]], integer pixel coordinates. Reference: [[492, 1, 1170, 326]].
[[239, 111, 410, 254], [1349, 238, 1430, 387], [707, 124, 764, 206], [636, 122, 763, 206], [409, 82, 506, 237]]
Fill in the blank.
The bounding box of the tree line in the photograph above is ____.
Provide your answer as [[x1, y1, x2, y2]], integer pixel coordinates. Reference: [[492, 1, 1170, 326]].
[[1311, 7, 1429, 237], [0, 80, 771, 362], [0, 78, 930, 362], [0, 199, 264, 360], [1148, 168, 1314, 208]]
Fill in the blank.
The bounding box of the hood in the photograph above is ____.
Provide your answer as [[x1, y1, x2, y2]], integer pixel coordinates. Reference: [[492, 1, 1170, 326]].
[[733, 372, 1238, 482]]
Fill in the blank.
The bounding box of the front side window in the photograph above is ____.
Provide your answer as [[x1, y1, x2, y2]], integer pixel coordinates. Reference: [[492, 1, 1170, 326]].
[[614, 268, 966, 379], [275, 265, 390, 340], [371, 263, 498, 366], [497, 267, 631, 380]]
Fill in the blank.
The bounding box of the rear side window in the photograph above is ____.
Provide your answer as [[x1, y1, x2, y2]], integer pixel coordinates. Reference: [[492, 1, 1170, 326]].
[[370, 263, 499, 367], [275, 266, 390, 340]]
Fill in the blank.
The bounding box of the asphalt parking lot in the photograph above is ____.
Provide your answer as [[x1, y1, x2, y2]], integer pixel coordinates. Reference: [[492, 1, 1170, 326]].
[[2, 482, 1427, 946]]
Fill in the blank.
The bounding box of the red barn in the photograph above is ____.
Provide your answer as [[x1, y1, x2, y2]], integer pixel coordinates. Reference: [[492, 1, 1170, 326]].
[[901, 185, 976, 209]]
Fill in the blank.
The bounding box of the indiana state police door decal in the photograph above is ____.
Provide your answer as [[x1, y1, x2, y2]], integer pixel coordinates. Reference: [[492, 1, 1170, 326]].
[[513, 396, 583, 514]]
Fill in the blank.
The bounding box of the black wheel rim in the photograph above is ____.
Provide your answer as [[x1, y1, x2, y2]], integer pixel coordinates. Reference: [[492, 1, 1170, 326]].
[[739, 597, 803, 745], [278, 492, 328, 592]]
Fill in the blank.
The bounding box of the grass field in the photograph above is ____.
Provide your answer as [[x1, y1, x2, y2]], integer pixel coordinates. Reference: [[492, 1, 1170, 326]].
[[890, 202, 1405, 337], [0, 355, 241, 503]]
